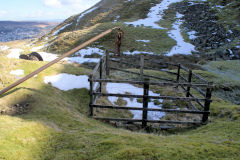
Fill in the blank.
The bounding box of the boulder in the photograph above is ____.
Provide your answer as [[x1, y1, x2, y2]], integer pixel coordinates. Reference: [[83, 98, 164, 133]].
[[19, 52, 43, 61]]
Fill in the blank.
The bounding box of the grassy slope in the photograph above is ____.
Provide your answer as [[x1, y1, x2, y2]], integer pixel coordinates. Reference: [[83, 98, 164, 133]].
[[0, 55, 240, 160], [35, 0, 177, 55]]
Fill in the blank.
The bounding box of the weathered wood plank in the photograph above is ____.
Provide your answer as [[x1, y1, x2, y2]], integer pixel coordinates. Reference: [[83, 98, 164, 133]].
[[202, 87, 212, 123], [110, 59, 140, 68], [186, 70, 192, 97], [142, 78, 149, 128], [180, 65, 190, 72], [192, 72, 208, 83], [144, 59, 179, 67], [92, 79, 213, 88], [110, 67, 176, 82], [89, 75, 94, 116], [144, 66, 178, 75], [94, 117, 201, 125], [92, 92, 209, 101], [179, 84, 205, 108], [91, 105, 209, 114], [140, 55, 144, 81]]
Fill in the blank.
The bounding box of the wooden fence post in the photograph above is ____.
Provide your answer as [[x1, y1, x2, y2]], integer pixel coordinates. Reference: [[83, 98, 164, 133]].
[[186, 70, 192, 97], [140, 55, 144, 80], [106, 50, 110, 76], [176, 64, 181, 83], [142, 78, 149, 128], [99, 58, 103, 93], [202, 83, 212, 123], [89, 75, 94, 116]]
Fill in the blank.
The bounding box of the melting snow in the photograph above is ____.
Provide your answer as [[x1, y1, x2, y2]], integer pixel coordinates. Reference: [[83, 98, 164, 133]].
[[76, 7, 98, 26], [10, 69, 24, 76], [187, 31, 197, 40], [0, 45, 9, 51], [123, 50, 154, 55], [74, 47, 104, 56], [53, 23, 72, 36], [44, 74, 89, 91], [136, 40, 150, 43], [125, 0, 184, 29], [166, 13, 195, 56], [38, 52, 59, 61], [106, 83, 165, 120], [7, 49, 24, 58]]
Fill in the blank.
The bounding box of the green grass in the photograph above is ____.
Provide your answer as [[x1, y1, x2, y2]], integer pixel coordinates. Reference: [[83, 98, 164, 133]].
[[44, 22, 176, 55], [1, 55, 240, 159]]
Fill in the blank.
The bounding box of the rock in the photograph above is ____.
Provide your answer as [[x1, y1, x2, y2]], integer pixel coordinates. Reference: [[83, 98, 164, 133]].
[[19, 52, 43, 61]]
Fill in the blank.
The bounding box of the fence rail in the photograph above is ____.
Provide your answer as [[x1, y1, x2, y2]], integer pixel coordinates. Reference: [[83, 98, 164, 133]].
[[89, 53, 213, 128]]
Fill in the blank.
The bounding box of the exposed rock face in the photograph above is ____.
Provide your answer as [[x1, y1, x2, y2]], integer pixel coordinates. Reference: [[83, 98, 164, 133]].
[[19, 52, 43, 61], [174, 2, 240, 59]]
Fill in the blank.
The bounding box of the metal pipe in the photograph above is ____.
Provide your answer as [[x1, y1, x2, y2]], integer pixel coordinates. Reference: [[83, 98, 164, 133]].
[[0, 27, 118, 96]]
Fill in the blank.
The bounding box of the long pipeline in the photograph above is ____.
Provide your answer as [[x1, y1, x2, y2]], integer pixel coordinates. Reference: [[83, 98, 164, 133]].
[[0, 27, 118, 96]]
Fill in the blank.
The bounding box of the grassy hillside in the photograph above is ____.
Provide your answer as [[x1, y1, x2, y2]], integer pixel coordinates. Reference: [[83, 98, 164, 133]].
[[33, 0, 240, 56], [0, 54, 240, 159], [38, 0, 177, 55]]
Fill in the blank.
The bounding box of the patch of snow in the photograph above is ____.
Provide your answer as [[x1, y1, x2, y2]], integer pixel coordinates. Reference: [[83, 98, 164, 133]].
[[229, 30, 233, 34], [7, 49, 24, 59], [53, 23, 72, 36], [0, 45, 9, 51], [123, 50, 154, 55], [38, 52, 59, 62], [76, 7, 98, 26], [136, 40, 150, 43], [35, 47, 104, 64], [227, 49, 233, 55], [66, 47, 104, 64], [187, 31, 197, 40], [10, 69, 24, 76], [215, 5, 225, 8], [125, 0, 184, 29], [31, 46, 44, 52], [106, 83, 165, 120], [113, 16, 120, 22], [227, 39, 231, 42], [44, 74, 89, 91], [66, 57, 100, 64], [166, 13, 195, 56], [74, 47, 104, 56]]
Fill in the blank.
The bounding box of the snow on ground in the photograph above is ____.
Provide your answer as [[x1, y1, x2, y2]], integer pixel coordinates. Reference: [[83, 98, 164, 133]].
[[123, 50, 154, 55], [166, 13, 196, 56], [31, 46, 44, 52], [125, 0, 183, 29], [76, 7, 98, 26], [74, 47, 105, 56], [106, 83, 165, 120], [0, 45, 9, 51], [136, 40, 150, 43], [7, 49, 24, 58], [53, 23, 73, 36], [44, 74, 89, 91], [66, 57, 100, 64], [10, 69, 24, 76], [6, 47, 104, 64], [187, 31, 198, 40], [113, 16, 120, 23], [66, 47, 105, 64]]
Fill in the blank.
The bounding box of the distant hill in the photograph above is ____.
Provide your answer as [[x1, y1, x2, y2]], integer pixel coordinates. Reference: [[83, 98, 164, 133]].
[[0, 21, 59, 42]]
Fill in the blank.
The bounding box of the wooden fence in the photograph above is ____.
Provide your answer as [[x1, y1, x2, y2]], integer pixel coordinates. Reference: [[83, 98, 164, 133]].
[[89, 53, 213, 128]]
